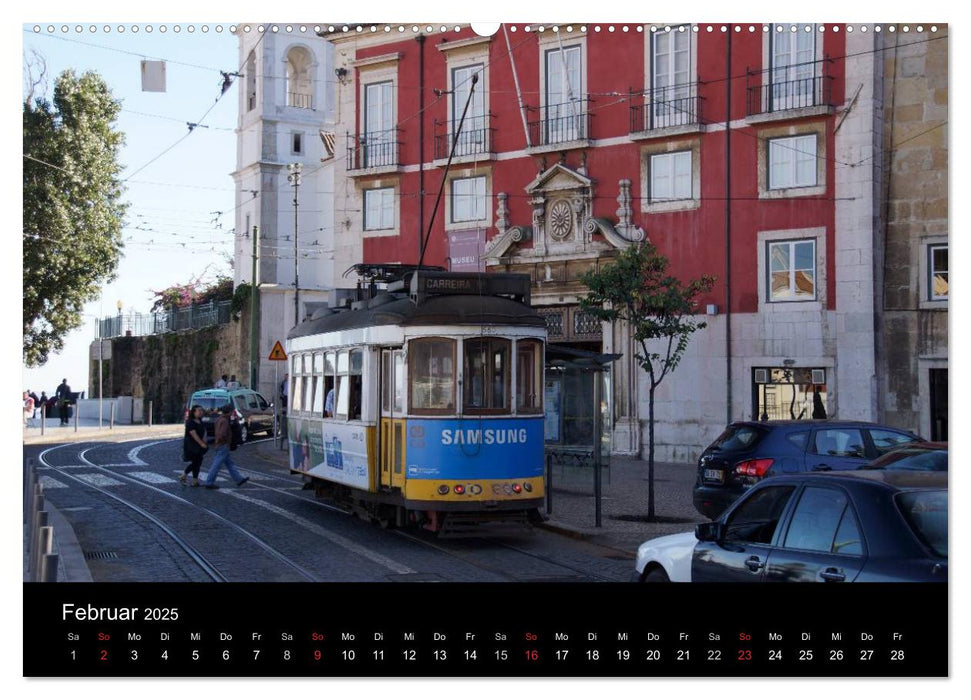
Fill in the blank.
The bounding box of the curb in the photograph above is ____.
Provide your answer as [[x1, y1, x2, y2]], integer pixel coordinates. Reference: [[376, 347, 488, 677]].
[[43, 503, 94, 583], [24, 428, 183, 446]]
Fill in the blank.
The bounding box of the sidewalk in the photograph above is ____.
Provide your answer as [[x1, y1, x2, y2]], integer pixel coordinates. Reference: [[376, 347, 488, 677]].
[[23, 418, 184, 445], [251, 440, 704, 557]]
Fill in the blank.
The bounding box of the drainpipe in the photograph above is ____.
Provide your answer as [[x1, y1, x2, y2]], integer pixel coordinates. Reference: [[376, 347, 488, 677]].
[[724, 27, 734, 425]]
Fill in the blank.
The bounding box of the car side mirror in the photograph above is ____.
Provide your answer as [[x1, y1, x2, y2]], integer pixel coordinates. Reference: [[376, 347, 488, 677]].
[[695, 521, 725, 542]]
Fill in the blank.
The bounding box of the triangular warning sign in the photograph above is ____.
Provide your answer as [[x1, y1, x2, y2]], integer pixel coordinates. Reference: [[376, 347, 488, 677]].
[[268, 341, 288, 361]]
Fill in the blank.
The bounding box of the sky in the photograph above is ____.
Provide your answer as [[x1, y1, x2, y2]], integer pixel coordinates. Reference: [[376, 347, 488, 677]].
[[20, 23, 239, 398]]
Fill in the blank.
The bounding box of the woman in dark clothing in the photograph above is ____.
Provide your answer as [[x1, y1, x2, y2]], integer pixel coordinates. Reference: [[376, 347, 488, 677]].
[[181, 405, 209, 486]]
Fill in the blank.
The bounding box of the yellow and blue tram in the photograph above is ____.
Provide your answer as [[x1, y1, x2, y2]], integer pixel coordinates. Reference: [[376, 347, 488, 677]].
[[285, 267, 546, 533]]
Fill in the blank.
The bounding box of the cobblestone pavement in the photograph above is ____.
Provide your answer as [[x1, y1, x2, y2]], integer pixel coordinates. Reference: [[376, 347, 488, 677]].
[[25, 437, 699, 583]]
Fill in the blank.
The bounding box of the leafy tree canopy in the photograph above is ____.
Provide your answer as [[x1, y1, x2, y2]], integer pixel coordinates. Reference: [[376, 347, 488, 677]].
[[23, 69, 128, 366], [149, 272, 234, 312]]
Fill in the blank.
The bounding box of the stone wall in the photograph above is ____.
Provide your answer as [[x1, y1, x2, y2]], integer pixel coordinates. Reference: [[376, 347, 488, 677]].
[[91, 308, 252, 423], [878, 26, 948, 437]]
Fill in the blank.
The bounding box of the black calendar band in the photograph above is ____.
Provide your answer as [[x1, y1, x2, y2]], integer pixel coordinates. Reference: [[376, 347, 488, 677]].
[[24, 582, 947, 677]]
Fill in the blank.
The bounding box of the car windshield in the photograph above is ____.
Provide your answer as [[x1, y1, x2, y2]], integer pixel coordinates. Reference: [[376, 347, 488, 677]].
[[896, 490, 947, 558], [709, 424, 766, 451]]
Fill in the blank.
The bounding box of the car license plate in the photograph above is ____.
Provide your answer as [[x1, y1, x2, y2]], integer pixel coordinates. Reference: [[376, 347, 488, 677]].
[[704, 468, 724, 483]]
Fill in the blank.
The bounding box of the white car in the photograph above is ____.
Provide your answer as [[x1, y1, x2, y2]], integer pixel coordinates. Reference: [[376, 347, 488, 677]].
[[633, 530, 698, 582]]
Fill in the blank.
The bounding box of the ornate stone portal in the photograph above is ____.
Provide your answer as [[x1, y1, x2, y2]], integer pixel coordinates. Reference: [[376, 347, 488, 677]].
[[483, 162, 646, 456], [484, 163, 645, 262]]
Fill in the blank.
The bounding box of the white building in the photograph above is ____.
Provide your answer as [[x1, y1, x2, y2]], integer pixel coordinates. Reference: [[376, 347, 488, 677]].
[[232, 26, 337, 397]]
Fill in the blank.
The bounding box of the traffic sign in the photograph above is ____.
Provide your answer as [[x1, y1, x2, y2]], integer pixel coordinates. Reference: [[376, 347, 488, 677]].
[[268, 341, 288, 361]]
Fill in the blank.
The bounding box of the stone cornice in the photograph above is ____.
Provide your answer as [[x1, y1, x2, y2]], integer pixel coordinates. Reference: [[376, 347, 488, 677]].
[[584, 217, 645, 250], [484, 225, 531, 260], [436, 35, 492, 53], [350, 52, 401, 69]]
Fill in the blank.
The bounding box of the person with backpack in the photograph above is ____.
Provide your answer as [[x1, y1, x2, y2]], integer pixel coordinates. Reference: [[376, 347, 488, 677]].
[[180, 405, 209, 487], [200, 404, 249, 489]]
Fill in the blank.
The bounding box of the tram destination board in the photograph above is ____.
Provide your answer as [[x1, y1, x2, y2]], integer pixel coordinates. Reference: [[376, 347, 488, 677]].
[[24, 583, 946, 677]]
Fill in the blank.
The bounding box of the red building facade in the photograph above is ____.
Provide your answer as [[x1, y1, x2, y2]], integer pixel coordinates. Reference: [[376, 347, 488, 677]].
[[328, 24, 901, 459]]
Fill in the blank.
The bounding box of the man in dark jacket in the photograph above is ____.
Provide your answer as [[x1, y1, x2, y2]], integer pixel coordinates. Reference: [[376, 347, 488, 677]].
[[200, 404, 249, 489], [55, 378, 72, 425]]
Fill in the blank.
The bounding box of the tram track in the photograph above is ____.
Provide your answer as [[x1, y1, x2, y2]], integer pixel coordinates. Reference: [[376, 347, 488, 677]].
[[40, 438, 625, 583], [37, 442, 320, 583]]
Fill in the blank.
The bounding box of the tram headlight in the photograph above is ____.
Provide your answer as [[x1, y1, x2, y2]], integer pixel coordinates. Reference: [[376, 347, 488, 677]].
[[437, 485, 450, 495]]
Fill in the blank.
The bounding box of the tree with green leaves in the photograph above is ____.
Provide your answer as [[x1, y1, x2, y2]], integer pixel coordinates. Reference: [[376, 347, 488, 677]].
[[23, 68, 127, 366], [580, 241, 715, 521]]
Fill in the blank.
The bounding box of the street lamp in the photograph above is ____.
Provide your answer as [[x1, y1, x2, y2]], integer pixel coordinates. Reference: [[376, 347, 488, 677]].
[[116, 299, 123, 337], [286, 162, 302, 325]]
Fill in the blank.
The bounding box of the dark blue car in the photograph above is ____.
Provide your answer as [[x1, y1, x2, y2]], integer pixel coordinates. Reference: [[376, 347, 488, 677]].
[[693, 420, 924, 519]]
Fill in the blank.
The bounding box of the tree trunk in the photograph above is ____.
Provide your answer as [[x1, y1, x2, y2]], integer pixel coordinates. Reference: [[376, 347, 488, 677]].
[[647, 384, 656, 521]]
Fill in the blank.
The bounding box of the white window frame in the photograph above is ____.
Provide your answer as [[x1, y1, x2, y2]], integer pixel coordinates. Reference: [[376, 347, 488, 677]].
[[650, 151, 692, 201], [929, 243, 948, 301], [450, 175, 487, 224], [363, 80, 395, 168], [768, 134, 818, 190], [543, 43, 584, 144], [651, 28, 692, 127], [291, 131, 303, 156], [770, 24, 817, 111], [767, 239, 817, 303], [363, 187, 395, 232], [451, 63, 486, 155]]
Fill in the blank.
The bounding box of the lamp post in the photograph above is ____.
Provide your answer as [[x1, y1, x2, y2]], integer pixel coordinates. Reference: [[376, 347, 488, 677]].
[[286, 162, 302, 325]]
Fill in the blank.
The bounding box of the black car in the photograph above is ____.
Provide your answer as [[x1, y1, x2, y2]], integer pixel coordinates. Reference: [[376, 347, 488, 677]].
[[635, 470, 947, 583], [693, 420, 924, 519]]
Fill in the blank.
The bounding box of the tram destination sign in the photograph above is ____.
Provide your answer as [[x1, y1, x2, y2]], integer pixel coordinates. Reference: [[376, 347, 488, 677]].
[[409, 271, 531, 304]]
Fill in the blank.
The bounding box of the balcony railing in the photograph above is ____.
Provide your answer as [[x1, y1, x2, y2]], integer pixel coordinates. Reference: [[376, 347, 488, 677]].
[[527, 99, 592, 148], [630, 83, 702, 133], [287, 92, 313, 109], [96, 300, 233, 339], [434, 119, 494, 160], [346, 131, 401, 171], [747, 58, 834, 116]]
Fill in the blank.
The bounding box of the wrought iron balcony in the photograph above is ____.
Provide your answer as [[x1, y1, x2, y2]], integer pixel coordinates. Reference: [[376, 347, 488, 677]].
[[630, 83, 702, 133], [527, 99, 592, 148], [747, 59, 834, 117], [287, 92, 313, 109], [346, 131, 402, 172], [433, 118, 494, 160]]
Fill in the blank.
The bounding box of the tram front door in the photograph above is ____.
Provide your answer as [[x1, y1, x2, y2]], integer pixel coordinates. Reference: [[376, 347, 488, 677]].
[[379, 349, 406, 491]]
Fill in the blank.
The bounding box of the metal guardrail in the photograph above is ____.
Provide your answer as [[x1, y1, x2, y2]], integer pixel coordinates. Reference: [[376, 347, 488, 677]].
[[346, 132, 402, 171], [630, 84, 702, 132], [527, 99, 592, 147], [97, 300, 232, 339], [25, 459, 59, 582], [434, 118, 494, 159], [746, 58, 834, 116]]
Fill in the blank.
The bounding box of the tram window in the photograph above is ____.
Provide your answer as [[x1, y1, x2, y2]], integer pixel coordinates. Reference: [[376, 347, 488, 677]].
[[464, 338, 510, 414], [349, 349, 363, 421], [517, 339, 543, 414], [324, 353, 336, 417], [382, 351, 393, 413], [410, 338, 456, 414], [301, 354, 311, 413], [335, 351, 348, 419], [311, 353, 324, 414], [393, 351, 404, 413], [291, 354, 303, 412]]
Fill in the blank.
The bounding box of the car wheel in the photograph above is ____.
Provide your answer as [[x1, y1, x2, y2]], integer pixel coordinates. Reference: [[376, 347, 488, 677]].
[[642, 567, 670, 583]]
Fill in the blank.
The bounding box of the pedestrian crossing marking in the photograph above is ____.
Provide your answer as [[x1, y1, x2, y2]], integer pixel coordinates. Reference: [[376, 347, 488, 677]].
[[74, 473, 125, 487], [38, 476, 68, 489], [129, 471, 177, 484]]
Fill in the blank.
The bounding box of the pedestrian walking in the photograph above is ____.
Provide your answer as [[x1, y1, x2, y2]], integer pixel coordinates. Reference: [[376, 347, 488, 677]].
[[28, 390, 40, 419], [55, 378, 72, 425], [23, 391, 35, 428], [181, 405, 209, 487], [201, 404, 249, 489]]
